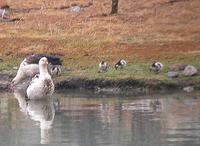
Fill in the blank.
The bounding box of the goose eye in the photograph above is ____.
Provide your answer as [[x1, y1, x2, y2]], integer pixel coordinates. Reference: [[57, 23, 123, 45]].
[[52, 67, 55, 70]]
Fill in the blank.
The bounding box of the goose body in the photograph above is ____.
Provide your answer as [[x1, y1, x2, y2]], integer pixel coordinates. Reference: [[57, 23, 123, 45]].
[[27, 57, 55, 100], [11, 54, 62, 86]]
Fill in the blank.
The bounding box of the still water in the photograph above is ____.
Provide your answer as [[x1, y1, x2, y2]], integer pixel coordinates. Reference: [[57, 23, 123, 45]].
[[0, 90, 200, 146]]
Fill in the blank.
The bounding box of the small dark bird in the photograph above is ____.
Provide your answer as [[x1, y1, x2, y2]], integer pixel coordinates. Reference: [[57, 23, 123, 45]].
[[98, 61, 108, 73], [50, 65, 61, 77], [115, 59, 127, 70], [150, 62, 163, 72]]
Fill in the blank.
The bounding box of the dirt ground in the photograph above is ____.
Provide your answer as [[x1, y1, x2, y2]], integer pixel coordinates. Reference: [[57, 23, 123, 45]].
[[0, 0, 199, 64]]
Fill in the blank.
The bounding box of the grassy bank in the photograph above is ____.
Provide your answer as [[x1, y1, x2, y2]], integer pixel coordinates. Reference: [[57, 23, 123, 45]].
[[0, 0, 200, 85], [1, 56, 200, 94], [1, 56, 200, 83]]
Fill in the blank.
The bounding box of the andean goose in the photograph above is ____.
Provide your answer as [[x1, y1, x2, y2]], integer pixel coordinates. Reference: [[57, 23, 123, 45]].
[[26, 57, 55, 99], [11, 54, 62, 86]]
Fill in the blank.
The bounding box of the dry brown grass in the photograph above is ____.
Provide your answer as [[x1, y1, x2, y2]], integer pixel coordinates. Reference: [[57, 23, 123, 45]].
[[0, 0, 9, 8], [0, 0, 199, 66]]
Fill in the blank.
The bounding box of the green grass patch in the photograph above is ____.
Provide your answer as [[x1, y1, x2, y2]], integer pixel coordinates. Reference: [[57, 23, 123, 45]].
[[1, 56, 200, 83], [59, 57, 200, 82], [0, 57, 22, 72], [118, 33, 182, 45]]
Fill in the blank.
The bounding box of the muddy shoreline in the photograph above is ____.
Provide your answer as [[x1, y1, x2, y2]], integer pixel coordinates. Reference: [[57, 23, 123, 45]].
[[56, 78, 200, 95], [0, 73, 199, 94]]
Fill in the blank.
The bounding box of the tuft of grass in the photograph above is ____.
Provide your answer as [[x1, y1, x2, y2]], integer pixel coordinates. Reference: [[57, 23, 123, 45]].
[[118, 33, 184, 45], [0, 57, 22, 72]]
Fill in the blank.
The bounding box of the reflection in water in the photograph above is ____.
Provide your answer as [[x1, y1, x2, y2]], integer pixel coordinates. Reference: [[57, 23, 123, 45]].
[[27, 100, 55, 144], [122, 98, 162, 112], [0, 91, 200, 146], [13, 89, 28, 114], [161, 97, 200, 144], [13, 89, 56, 144]]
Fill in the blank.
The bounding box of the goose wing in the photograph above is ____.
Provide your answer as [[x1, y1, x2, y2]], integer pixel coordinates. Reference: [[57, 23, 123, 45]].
[[29, 74, 40, 86], [43, 79, 54, 95]]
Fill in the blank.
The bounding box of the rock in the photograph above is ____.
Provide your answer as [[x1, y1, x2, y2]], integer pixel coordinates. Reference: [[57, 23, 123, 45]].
[[167, 71, 179, 78], [69, 6, 81, 13], [183, 65, 198, 76], [170, 64, 187, 71], [183, 86, 194, 92]]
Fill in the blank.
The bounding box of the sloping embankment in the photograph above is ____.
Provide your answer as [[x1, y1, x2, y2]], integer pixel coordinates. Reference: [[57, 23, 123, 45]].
[[55, 78, 200, 94], [1, 73, 199, 94]]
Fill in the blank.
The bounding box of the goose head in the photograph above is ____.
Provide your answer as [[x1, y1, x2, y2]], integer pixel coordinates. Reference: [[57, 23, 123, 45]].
[[39, 57, 48, 66], [39, 57, 49, 75]]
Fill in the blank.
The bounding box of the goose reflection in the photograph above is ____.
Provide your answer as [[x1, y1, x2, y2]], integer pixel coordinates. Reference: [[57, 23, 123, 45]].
[[13, 89, 58, 144], [13, 89, 28, 114], [27, 99, 55, 144]]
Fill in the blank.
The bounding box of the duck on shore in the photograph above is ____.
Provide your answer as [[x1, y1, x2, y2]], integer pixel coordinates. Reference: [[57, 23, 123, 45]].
[[98, 61, 109, 73], [115, 59, 127, 70], [150, 62, 163, 73]]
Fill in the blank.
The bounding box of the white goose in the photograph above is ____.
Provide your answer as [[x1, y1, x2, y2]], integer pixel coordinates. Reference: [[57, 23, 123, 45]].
[[11, 54, 62, 86], [27, 57, 55, 99]]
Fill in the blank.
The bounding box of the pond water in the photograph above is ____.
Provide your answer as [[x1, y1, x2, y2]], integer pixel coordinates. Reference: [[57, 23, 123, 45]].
[[0, 90, 200, 146]]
